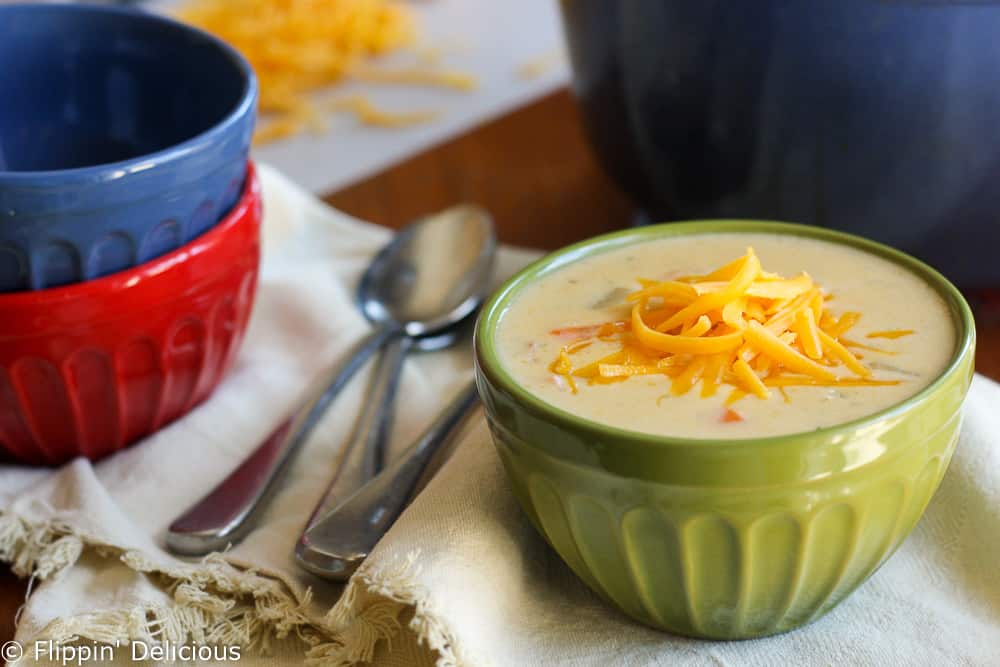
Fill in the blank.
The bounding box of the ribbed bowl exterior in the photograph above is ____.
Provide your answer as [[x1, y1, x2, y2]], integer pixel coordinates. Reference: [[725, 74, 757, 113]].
[[0, 158, 250, 291], [473, 220, 976, 639], [0, 164, 261, 466], [485, 388, 964, 638]]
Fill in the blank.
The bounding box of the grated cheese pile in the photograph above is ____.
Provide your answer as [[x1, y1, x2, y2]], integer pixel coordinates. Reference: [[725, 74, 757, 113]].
[[548, 248, 912, 408], [177, 0, 475, 144]]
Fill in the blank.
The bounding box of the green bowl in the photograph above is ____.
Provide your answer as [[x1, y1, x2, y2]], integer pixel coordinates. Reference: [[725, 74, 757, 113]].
[[474, 221, 975, 639]]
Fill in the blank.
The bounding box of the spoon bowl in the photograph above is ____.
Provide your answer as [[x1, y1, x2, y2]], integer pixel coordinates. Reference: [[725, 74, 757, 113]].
[[359, 204, 496, 337]]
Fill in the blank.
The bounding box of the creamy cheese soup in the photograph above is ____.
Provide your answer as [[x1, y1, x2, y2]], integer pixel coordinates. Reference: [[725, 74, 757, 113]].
[[496, 233, 955, 438]]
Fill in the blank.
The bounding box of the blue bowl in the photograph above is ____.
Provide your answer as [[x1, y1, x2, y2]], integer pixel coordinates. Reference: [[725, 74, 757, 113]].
[[0, 3, 257, 292]]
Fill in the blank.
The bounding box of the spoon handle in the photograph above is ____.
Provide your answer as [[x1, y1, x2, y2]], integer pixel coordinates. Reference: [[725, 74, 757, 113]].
[[361, 335, 411, 481], [295, 380, 480, 580], [298, 333, 411, 534], [165, 326, 397, 556]]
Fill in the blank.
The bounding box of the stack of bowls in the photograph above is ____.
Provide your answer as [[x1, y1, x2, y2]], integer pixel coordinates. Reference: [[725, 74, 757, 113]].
[[0, 4, 260, 465]]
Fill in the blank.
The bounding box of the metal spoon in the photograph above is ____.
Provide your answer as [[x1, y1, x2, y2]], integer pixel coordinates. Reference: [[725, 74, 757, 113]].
[[296, 380, 480, 580], [299, 234, 490, 542], [296, 325, 463, 537], [295, 312, 475, 572], [165, 205, 495, 556]]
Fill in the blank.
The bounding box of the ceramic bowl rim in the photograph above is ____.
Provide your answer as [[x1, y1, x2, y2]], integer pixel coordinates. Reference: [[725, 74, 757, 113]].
[[0, 2, 257, 181], [474, 220, 976, 450]]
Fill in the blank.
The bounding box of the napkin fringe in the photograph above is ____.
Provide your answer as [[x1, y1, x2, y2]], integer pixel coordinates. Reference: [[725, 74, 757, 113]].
[[0, 513, 83, 582], [0, 511, 341, 661], [1, 510, 464, 665], [305, 551, 469, 667]]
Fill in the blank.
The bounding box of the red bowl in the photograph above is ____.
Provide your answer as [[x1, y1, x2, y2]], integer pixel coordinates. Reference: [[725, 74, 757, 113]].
[[0, 162, 261, 465]]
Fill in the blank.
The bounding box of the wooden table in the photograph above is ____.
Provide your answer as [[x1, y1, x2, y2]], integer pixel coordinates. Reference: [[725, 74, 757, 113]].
[[2, 88, 998, 645]]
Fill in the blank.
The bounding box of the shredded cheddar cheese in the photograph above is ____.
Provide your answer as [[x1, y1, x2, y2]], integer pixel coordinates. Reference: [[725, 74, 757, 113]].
[[518, 49, 566, 80], [840, 337, 898, 356], [324, 96, 440, 127], [732, 359, 770, 399], [348, 64, 477, 91], [792, 307, 823, 360], [547, 248, 906, 406], [177, 0, 474, 144], [867, 329, 915, 339]]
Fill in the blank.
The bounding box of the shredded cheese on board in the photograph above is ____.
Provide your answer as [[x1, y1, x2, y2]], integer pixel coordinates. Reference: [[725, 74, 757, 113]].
[[548, 248, 907, 405], [177, 0, 475, 144]]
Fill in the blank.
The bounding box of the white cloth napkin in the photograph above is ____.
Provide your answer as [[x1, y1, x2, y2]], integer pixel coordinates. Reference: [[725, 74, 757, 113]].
[[1, 166, 998, 666]]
